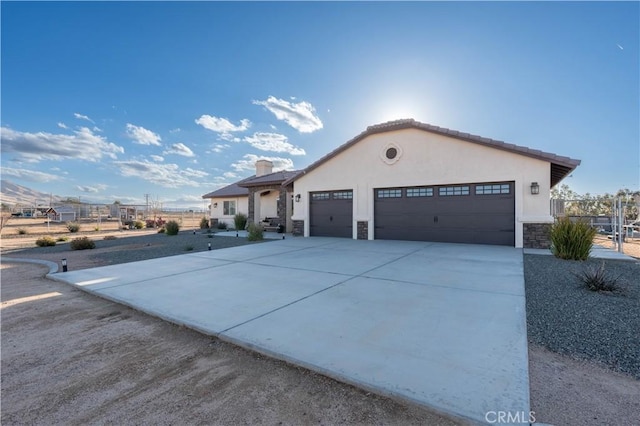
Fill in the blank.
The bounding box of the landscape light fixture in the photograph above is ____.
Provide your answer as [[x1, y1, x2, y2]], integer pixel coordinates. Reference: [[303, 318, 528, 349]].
[[208, 242, 212, 250], [295, 194, 301, 203], [61, 258, 68, 272], [530, 182, 540, 195]]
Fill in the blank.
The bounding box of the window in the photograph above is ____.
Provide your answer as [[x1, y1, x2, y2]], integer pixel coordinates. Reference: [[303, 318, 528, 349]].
[[438, 186, 470, 196], [385, 147, 398, 160], [377, 189, 402, 198], [475, 184, 510, 195], [223, 200, 236, 216], [312, 192, 330, 201], [406, 187, 433, 197], [333, 191, 353, 200]]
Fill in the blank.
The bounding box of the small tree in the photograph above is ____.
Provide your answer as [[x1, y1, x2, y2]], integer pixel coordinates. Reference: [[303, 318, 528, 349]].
[[165, 220, 180, 235]]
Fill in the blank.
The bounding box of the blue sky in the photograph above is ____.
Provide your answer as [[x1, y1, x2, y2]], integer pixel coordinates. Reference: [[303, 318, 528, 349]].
[[2, 1, 638, 208]]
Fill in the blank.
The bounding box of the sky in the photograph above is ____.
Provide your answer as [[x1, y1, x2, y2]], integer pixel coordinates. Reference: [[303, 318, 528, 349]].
[[1, 1, 638, 209]]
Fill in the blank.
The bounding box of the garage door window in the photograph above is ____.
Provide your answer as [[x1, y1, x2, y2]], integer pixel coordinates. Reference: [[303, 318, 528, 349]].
[[377, 189, 402, 198], [406, 187, 433, 197], [333, 191, 353, 200], [438, 186, 470, 196], [312, 193, 330, 200], [475, 184, 510, 195]]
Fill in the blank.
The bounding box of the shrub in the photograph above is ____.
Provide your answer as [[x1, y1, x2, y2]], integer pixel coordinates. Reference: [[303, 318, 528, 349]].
[[184, 245, 194, 251], [165, 220, 180, 235], [234, 213, 247, 231], [146, 218, 166, 228], [134, 220, 144, 229], [247, 222, 264, 241], [57, 236, 69, 242], [94, 226, 100, 231], [157, 227, 166, 233], [550, 217, 596, 261], [70, 236, 96, 250], [17, 228, 27, 235], [576, 262, 623, 293], [67, 222, 80, 233], [217, 222, 228, 230], [199, 217, 210, 229], [103, 235, 117, 240], [35, 236, 56, 247]]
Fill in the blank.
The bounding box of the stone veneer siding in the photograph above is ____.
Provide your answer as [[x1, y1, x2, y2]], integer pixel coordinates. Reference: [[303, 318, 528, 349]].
[[357, 221, 368, 240], [247, 185, 288, 226], [292, 220, 304, 236], [523, 223, 552, 249]]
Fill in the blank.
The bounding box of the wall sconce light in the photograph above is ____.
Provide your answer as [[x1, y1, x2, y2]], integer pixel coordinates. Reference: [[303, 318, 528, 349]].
[[295, 194, 301, 203], [530, 182, 540, 195], [213, 203, 218, 208]]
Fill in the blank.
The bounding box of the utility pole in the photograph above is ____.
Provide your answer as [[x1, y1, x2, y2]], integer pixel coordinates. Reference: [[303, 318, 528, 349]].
[[144, 193, 150, 219]]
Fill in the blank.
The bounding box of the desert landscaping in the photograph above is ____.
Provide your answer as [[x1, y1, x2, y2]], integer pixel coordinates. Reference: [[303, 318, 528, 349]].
[[2, 216, 639, 425]]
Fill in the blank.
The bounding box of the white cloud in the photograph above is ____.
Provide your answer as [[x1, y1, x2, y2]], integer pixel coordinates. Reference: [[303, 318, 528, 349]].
[[150, 155, 165, 162], [75, 184, 108, 193], [252, 96, 323, 133], [93, 126, 103, 132], [219, 133, 242, 143], [74, 112, 94, 123], [1, 126, 124, 163], [231, 154, 294, 173], [126, 123, 162, 146], [211, 143, 230, 153], [163, 142, 195, 157], [114, 160, 208, 188], [243, 132, 306, 155], [1, 167, 62, 183], [57, 122, 68, 129], [195, 115, 251, 134], [169, 128, 181, 133], [223, 171, 237, 179]]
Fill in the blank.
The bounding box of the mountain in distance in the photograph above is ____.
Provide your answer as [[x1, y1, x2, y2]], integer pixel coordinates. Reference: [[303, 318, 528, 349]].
[[0, 180, 63, 207]]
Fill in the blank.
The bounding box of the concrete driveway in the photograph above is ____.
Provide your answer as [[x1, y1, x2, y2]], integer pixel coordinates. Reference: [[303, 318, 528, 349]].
[[51, 237, 530, 424]]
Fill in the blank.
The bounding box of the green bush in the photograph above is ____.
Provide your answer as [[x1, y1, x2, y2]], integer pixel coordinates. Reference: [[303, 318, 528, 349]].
[[35, 236, 56, 247], [247, 222, 264, 241], [233, 213, 247, 231], [199, 217, 210, 229], [157, 227, 166, 233], [550, 217, 597, 260], [165, 220, 180, 235], [134, 220, 145, 229], [70, 236, 96, 250], [184, 245, 194, 251], [67, 222, 80, 232], [57, 236, 69, 242], [217, 222, 228, 230], [103, 235, 117, 240], [17, 228, 27, 235], [576, 262, 623, 293]]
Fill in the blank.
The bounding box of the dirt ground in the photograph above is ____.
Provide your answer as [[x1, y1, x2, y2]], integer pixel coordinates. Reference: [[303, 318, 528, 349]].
[[1, 262, 460, 426], [2, 230, 639, 425]]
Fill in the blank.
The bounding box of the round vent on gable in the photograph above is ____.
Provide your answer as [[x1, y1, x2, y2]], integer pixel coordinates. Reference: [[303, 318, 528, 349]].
[[380, 142, 402, 165]]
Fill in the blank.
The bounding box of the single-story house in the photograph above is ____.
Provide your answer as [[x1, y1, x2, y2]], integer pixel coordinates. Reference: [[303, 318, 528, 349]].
[[46, 205, 77, 222], [205, 119, 580, 248], [202, 160, 300, 231]]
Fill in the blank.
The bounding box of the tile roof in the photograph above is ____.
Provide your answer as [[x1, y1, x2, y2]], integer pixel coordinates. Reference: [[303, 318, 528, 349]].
[[283, 119, 581, 187], [202, 170, 301, 199]]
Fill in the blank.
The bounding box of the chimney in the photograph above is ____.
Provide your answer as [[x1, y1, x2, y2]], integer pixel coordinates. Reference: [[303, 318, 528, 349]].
[[255, 159, 273, 177]]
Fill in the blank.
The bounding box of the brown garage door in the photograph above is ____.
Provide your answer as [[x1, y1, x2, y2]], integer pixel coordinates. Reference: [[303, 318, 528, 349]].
[[374, 182, 515, 245], [310, 190, 353, 238]]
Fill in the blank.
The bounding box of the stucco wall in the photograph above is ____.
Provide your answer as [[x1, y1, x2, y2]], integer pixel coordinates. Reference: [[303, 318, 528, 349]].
[[209, 196, 248, 227], [291, 128, 553, 247]]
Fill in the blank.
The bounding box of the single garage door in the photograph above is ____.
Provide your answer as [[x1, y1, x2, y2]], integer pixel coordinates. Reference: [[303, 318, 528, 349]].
[[310, 190, 353, 238], [374, 182, 515, 245]]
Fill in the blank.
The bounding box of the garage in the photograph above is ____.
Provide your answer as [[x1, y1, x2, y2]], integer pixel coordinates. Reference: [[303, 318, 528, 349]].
[[374, 182, 515, 245], [309, 190, 353, 237]]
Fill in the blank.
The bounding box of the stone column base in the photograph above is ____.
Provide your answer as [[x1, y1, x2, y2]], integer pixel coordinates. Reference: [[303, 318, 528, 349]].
[[523, 223, 552, 249]]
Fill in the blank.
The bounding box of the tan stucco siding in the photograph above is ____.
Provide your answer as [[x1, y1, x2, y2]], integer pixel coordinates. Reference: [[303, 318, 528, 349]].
[[292, 128, 553, 247], [209, 196, 248, 227]]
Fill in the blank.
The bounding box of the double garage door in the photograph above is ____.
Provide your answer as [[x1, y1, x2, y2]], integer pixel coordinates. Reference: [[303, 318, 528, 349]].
[[309, 182, 515, 245], [375, 182, 515, 246]]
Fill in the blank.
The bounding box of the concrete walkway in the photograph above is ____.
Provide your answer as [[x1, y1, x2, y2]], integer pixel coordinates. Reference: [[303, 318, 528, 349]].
[[49, 238, 530, 424], [524, 244, 638, 261]]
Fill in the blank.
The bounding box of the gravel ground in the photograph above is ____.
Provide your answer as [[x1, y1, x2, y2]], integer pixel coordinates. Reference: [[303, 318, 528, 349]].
[[3, 230, 271, 267], [524, 254, 640, 379]]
